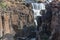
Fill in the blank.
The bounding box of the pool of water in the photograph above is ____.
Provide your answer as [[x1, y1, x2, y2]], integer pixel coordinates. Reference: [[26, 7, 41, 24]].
[[30, 38, 36, 40]]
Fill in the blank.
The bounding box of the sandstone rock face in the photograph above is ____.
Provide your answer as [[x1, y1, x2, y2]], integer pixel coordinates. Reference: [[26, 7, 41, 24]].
[[0, 0, 34, 40], [4, 0, 34, 28]]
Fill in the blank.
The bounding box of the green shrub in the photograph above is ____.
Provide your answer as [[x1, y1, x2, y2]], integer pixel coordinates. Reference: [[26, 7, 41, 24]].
[[0, 1, 7, 10]]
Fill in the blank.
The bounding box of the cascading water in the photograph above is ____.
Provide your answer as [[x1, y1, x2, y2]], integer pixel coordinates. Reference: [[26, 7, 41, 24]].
[[32, 3, 41, 26], [31, 3, 46, 26], [31, 3, 46, 40]]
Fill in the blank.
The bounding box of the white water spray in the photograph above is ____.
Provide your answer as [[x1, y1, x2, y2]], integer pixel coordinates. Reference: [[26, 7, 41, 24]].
[[46, 0, 53, 4]]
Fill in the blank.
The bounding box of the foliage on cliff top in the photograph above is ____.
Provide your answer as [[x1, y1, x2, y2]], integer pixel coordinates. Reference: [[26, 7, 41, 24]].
[[0, 1, 7, 10]]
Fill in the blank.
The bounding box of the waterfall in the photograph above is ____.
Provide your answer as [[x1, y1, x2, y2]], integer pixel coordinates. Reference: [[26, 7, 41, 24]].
[[31, 3, 46, 26]]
